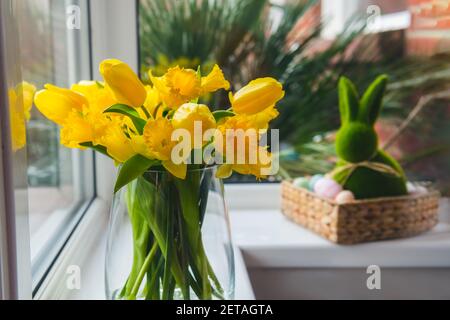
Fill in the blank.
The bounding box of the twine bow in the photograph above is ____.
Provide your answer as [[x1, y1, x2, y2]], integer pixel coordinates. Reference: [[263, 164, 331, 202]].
[[327, 160, 401, 185]]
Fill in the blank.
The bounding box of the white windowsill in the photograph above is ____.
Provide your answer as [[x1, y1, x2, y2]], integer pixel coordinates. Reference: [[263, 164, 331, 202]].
[[231, 208, 450, 269], [46, 184, 450, 300]]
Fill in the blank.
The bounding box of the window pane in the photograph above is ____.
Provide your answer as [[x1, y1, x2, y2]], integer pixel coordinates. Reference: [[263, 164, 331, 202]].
[[15, 0, 94, 289], [137, 0, 450, 190]]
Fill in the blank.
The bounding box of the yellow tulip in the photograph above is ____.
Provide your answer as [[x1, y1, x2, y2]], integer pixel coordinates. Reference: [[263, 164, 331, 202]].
[[34, 84, 87, 125], [172, 103, 216, 149], [99, 59, 146, 108], [8, 82, 36, 151], [143, 85, 161, 117], [229, 78, 284, 115], [150, 66, 201, 109], [10, 109, 26, 152], [200, 64, 230, 95]]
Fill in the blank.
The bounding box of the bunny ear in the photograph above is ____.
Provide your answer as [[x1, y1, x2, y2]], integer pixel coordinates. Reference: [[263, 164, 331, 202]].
[[338, 76, 359, 124], [359, 75, 388, 126]]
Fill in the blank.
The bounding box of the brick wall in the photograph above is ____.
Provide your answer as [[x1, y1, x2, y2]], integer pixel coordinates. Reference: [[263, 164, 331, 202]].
[[407, 0, 450, 56]]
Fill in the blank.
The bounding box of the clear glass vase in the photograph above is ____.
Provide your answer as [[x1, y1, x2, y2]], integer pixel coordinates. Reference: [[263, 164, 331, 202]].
[[105, 166, 235, 300]]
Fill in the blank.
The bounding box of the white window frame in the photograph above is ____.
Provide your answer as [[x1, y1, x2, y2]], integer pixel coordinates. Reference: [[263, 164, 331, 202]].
[[0, 0, 33, 300], [321, 0, 411, 39]]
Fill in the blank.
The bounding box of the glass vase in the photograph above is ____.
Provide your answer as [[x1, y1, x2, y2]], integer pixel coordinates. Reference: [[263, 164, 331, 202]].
[[105, 166, 235, 300]]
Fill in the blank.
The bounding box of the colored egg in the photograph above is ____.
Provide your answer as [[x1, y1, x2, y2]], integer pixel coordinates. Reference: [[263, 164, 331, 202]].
[[335, 190, 355, 204], [314, 177, 343, 199], [406, 182, 416, 194], [293, 177, 309, 189], [308, 174, 324, 191], [281, 149, 300, 161], [415, 186, 427, 194]]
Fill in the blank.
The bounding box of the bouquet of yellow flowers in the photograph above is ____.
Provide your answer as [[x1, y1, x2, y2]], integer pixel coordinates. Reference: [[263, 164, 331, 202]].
[[34, 59, 284, 300]]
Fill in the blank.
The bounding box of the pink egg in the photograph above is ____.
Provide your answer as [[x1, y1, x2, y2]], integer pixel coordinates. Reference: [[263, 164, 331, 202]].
[[314, 177, 343, 199], [335, 190, 355, 204]]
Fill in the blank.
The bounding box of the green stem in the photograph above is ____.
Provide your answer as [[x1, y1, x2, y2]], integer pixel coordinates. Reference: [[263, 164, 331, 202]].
[[130, 242, 159, 299]]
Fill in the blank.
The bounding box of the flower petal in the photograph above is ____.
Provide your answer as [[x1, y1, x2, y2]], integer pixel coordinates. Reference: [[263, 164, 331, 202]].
[[162, 160, 187, 179], [100, 59, 146, 108], [231, 78, 284, 115], [216, 164, 233, 179], [201, 64, 230, 94], [34, 84, 87, 125]]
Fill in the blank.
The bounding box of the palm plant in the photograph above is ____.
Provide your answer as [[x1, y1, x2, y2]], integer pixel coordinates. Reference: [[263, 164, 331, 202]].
[[138, 0, 362, 138], [139, 0, 266, 73], [138, 0, 450, 192]]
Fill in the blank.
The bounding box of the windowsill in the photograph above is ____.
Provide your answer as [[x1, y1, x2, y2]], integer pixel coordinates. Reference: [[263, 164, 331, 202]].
[[231, 207, 450, 269], [68, 235, 255, 300], [56, 184, 450, 300]]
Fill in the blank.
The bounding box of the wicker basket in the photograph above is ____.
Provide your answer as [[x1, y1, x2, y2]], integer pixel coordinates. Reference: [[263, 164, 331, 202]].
[[281, 181, 440, 244]]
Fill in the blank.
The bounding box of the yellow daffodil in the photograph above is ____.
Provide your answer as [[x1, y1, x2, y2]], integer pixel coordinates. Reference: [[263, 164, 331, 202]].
[[151, 54, 201, 76], [215, 114, 258, 161], [143, 117, 175, 161], [71, 80, 116, 113], [143, 117, 187, 179], [34, 84, 87, 125], [100, 59, 146, 108], [200, 64, 230, 95], [150, 66, 201, 109], [60, 111, 95, 149], [172, 103, 216, 149], [214, 112, 275, 179], [100, 122, 136, 163], [247, 105, 279, 130], [129, 134, 155, 160], [33, 60, 283, 181], [229, 78, 284, 115], [216, 147, 273, 180]]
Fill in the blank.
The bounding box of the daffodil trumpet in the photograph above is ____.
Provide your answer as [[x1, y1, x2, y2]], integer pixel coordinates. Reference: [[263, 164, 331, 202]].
[[33, 59, 284, 300]]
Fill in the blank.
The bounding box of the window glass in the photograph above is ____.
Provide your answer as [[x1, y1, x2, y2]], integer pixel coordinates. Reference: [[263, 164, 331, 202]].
[[137, 0, 450, 192], [15, 0, 94, 289]]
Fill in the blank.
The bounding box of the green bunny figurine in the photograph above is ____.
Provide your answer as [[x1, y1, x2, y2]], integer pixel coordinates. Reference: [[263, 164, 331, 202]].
[[331, 75, 407, 199]]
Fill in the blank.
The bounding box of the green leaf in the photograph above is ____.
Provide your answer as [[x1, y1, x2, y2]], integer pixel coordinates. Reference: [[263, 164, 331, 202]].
[[79, 142, 109, 157], [114, 154, 159, 193], [213, 110, 235, 122], [104, 104, 147, 135]]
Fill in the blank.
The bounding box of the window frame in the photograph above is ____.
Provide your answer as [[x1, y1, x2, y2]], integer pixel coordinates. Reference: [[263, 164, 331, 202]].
[[0, 0, 33, 300], [33, 0, 140, 299]]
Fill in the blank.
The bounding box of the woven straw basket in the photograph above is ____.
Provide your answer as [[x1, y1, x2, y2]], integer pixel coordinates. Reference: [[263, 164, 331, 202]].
[[281, 181, 440, 244]]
